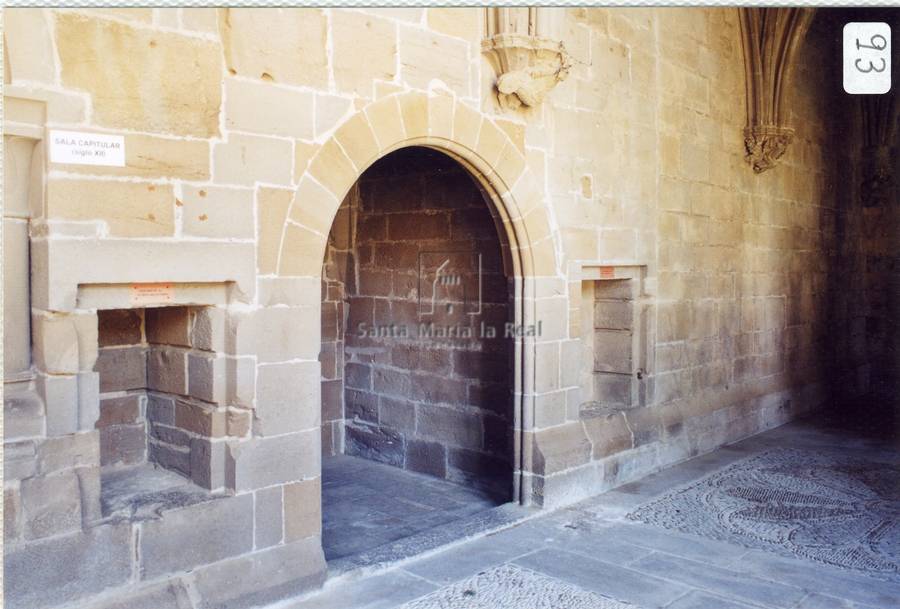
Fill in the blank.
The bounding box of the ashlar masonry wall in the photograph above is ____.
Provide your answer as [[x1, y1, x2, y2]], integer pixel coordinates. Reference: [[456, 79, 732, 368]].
[[1, 7, 878, 609]]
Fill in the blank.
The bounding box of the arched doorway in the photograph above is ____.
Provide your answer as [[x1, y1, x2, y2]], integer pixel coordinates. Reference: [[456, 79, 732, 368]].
[[319, 147, 514, 560]]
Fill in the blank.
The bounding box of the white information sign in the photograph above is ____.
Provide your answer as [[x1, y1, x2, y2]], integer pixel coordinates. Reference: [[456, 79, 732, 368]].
[[843, 22, 891, 95], [49, 130, 126, 167]]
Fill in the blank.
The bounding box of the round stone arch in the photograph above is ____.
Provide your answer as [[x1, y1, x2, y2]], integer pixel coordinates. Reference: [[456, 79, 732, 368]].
[[275, 90, 561, 504]]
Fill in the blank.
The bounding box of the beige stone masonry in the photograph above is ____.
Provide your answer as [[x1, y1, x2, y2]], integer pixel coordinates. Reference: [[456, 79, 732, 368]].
[[214, 134, 293, 187], [55, 12, 222, 137], [5, 9, 56, 83], [220, 8, 328, 88], [332, 11, 398, 96], [182, 186, 254, 240], [56, 133, 210, 181], [225, 79, 314, 140], [46, 180, 175, 238]]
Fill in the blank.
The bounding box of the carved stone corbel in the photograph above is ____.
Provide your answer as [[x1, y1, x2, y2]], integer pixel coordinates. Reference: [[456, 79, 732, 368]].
[[482, 8, 571, 111], [738, 8, 815, 173]]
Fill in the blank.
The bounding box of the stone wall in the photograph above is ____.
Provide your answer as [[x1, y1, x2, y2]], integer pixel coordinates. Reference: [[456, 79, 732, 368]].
[[2, 7, 889, 609], [323, 148, 513, 496]]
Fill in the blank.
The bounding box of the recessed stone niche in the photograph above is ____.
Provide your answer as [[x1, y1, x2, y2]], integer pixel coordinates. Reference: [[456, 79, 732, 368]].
[[94, 306, 243, 490], [320, 147, 514, 499], [578, 267, 650, 416]]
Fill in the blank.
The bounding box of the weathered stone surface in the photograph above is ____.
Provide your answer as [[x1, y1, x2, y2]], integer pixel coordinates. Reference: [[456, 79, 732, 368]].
[[345, 423, 405, 467], [192, 537, 326, 609], [4, 9, 56, 83], [21, 472, 83, 539], [4, 485, 23, 543], [332, 11, 397, 95], [4, 440, 37, 481], [257, 187, 294, 275], [5, 523, 133, 609], [220, 8, 328, 88], [32, 312, 80, 374], [47, 179, 175, 237], [190, 437, 227, 490], [214, 133, 293, 187], [145, 306, 192, 347], [36, 431, 100, 474], [255, 485, 284, 548], [61, 133, 210, 180], [182, 186, 255, 239], [225, 78, 314, 139], [97, 394, 142, 427], [77, 371, 102, 431], [4, 390, 45, 440], [140, 494, 253, 578], [399, 26, 469, 95], [284, 477, 321, 541], [175, 399, 226, 437], [56, 12, 221, 136], [100, 424, 147, 466], [528, 422, 593, 475], [147, 347, 188, 395], [226, 429, 319, 491], [406, 439, 447, 478], [38, 374, 80, 437], [255, 361, 320, 436], [582, 411, 634, 459], [98, 309, 143, 347], [80, 578, 195, 609]]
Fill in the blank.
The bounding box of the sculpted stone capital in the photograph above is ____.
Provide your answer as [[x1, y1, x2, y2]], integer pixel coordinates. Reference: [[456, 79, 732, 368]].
[[482, 33, 572, 111], [743, 125, 794, 174]]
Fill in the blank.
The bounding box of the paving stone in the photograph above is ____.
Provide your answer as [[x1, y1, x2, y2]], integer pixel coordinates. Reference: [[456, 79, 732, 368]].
[[514, 548, 690, 608], [397, 563, 636, 609], [664, 590, 759, 609], [629, 552, 806, 608], [282, 568, 436, 609]]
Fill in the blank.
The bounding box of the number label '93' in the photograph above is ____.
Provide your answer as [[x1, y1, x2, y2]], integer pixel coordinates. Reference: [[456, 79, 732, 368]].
[[844, 22, 891, 94]]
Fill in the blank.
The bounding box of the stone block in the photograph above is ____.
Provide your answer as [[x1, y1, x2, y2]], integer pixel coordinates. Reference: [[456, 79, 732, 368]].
[[182, 186, 255, 239], [4, 440, 37, 480], [98, 309, 143, 347], [255, 361, 320, 436], [225, 78, 314, 139], [256, 187, 294, 276], [56, 13, 221, 136], [147, 347, 188, 395], [190, 307, 228, 353], [97, 394, 142, 427], [47, 179, 175, 237], [145, 306, 192, 347], [221, 8, 328, 88], [140, 494, 253, 578], [406, 438, 447, 478], [32, 312, 79, 374], [188, 352, 226, 404], [582, 411, 634, 459], [149, 422, 191, 448], [190, 438, 227, 489], [76, 465, 103, 526], [255, 485, 284, 549], [418, 406, 484, 451], [175, 399, 226, 437], [594, 329, 633, 373], [4, 523, 132, 609], [4, 485, 22, 544], [36, 430, 100, 475], [214, 133, 293, 187], [227, 408, 251, 437], [4, 390, 45, 440], [38, 374, 80, 437], [278, 222, 329, 276], [345, 422, 404, 467], [528, 422, 592, 476], [428, 8, 481, 43], [149, 443, 191, 478], [332, 10, 397, 95], [21, 472, 82, 540], [191, 537, 326, 609], [226, 429, 319, 491], [245, 306, 321, 362], [399, 26, 469, 95], [79, 579, 195, 609], [95, 346, 147, 393], [62, 133, 210, 181], [5, 9, 56, 83], [100, 424, 147, 466], [147, 393, 175, 425], [77, 371, 101, 431], [284, 477, 321, 542]]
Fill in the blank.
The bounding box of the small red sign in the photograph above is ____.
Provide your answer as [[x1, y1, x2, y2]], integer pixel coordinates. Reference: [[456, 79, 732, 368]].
[[599, 266, 615, 279]]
